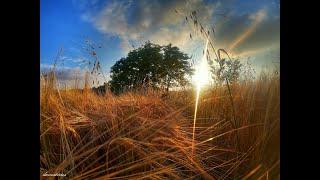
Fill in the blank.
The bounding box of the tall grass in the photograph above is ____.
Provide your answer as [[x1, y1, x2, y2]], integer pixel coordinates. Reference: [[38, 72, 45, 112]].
[[40, 70, 279, 179]]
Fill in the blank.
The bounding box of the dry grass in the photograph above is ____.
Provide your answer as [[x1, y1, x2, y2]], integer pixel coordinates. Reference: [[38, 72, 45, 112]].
[[40, 72, 279, 179]]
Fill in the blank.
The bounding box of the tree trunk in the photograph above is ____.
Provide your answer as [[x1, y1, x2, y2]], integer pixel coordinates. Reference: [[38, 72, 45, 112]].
[[166, 76, 171, 93]]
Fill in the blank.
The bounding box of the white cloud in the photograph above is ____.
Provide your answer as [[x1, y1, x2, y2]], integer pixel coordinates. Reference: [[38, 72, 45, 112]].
[[41, 63, 108, 88]]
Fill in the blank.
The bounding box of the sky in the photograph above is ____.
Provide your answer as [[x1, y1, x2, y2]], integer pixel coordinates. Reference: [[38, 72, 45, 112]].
[[40, 0, 280, 87]]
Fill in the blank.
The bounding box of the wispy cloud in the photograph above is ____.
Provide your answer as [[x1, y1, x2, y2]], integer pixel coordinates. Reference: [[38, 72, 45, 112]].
[[214, 8, 279, 57], [76, 0, 279, 68], [40, 62, 108, 88], [228, 9, 267, 51], [80, 0, 217, 53]]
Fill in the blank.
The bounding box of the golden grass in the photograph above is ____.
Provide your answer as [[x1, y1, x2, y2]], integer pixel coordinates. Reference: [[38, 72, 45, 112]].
[[40, 72, 279, 179]]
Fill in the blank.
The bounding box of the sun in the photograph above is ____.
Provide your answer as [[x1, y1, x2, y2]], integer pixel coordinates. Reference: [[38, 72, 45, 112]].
[[193, 58, 211, 90], [192, 39, 211, 91], [191, 39, 211, 156]]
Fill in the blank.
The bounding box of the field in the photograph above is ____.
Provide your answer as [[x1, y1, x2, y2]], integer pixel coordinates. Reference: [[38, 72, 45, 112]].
[[40, 71, 279, 179]]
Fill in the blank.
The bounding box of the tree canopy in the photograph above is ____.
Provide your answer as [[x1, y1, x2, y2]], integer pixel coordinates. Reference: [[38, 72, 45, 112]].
[[109, 42, 193, 94]]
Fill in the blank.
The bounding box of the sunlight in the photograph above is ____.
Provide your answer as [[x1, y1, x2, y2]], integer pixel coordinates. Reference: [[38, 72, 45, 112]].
[[192, 39, 211, 91], [192, 39, 210, 156], [40, 0, 280, 178], [229, 9, 266, 51]]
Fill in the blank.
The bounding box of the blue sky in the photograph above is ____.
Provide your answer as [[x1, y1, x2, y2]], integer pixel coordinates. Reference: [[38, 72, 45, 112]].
[[41, 0, 279, 86], [40, 0, 123, 73]]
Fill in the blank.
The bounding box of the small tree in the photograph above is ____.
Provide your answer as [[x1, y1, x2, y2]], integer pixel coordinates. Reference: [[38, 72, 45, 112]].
[[209, 58, 242, 85], [109, 42, 193, 94]]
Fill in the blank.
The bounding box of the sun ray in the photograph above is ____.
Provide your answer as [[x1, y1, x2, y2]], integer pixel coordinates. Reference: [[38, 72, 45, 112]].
[[192, 39, 210, 156], [229, 10, 266, 51]]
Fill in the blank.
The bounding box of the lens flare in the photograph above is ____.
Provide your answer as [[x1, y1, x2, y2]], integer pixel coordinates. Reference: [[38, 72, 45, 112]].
[[193, 39, 210, 91], [192, 39, 210, 156], [229, 9, 266, 51], [193, 58, 211, 91]]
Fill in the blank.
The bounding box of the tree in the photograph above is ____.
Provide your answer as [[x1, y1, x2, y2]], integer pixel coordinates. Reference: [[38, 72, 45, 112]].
[[109, 42, 193, 94], [162, 44, 193, 91], [209, 58, 242, 85]]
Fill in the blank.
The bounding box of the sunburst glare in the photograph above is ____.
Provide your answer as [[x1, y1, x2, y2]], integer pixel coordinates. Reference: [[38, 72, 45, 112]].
[[192, 39, 211, 91], [192, 39, 210, 156]]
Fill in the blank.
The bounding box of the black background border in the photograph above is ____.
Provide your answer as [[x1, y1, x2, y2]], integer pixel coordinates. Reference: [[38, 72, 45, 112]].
[[1, 0, 315, 179]]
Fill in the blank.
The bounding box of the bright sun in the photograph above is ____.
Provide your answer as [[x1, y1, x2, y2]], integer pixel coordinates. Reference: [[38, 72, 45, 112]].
[[191, 39, 211, 156], [193, 58, 210, 90], [193, 39, 211, 90]]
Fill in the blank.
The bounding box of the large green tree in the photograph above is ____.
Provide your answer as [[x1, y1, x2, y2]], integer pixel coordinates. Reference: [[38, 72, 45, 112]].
[[109, 42, 193, 93]]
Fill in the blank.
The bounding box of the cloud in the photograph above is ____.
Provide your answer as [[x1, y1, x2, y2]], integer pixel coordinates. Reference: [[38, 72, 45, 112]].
[[57, 55, 87, 65], [81, 0, 217, 53], [40, 64, 85, 80], [213, 8, 279, 57], [77, 0, 279, 71], [228, 9, 267, 50], [40, 63, 107, 88], [40, 64, 86, 88]]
